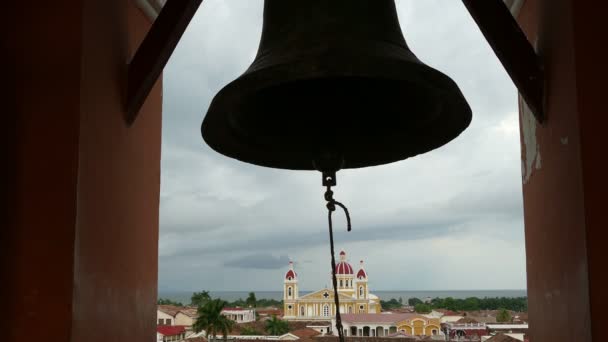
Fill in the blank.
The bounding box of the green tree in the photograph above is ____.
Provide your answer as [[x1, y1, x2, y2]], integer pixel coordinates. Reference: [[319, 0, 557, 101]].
[[241, 326, 262, 335], [398, 297, 403, 305], [408, 297, 423, 306], [158, 298, 183, 306], [246, 292, 257, 308], [265, 315, 289, 336], [496, 308, 512, 323], [380, 298, 401, 310], [462, 297, 481, 311], [191, 291, 211, 307], [414, 303, 432, 314], [193, 299, 235, 341], [444, 297, 457, 311]]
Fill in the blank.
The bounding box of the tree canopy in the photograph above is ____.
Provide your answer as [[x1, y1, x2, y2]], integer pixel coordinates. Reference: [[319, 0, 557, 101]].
[[191, 291, 211, 307], [158, 298, 184, 306], [385, 296, 527, 312], [240, 326, 263, 336], [380, 298, 402, 310], [414, 303, 432, 314], [246, 292, 257, 308], [408, 297, 423, 306], [265, 315, 290, 336], [193, 299, 235, 341], [496, 308, 512, 322]]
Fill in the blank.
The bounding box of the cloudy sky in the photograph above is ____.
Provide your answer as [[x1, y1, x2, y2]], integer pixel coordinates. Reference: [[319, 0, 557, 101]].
[[159, 0, 526, 292]]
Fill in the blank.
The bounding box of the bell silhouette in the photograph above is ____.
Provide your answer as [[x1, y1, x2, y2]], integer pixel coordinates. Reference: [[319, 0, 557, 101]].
[[202, 0, 471, 171]]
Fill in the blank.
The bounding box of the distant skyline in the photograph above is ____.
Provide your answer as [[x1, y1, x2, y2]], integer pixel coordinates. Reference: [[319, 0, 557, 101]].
[[159, 0, 526, 292]]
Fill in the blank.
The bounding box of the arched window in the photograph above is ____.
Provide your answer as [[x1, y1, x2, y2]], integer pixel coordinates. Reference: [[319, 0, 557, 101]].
[[432, 329, 438, 335], [288, 287, 292, 297], [348, 306, 353, 314], [339, 279, 343, 287], [300, 306, 305, 316], [359, 286, 364, 297], [288, 276, 292, 281], [323, 305, 330, 317]]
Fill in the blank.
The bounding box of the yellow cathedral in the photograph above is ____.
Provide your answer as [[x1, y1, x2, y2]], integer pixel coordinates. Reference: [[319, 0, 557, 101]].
[[283, 251, 381, 320]]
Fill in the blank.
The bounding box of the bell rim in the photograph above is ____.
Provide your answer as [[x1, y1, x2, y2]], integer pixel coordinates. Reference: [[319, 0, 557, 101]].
[[202, 58, 472, 171]]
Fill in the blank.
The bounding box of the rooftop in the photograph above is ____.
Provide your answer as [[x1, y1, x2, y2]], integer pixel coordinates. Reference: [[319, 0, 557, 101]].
[[157, 304, 183, 316], [157, 325, 186, 336]]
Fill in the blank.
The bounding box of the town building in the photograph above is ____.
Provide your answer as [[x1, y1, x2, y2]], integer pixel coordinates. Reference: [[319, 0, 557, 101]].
[[283, 251, 381, 320], [175, 308, 198, 326], [156, 325, 187, 342], [442, 321, 487, 339], [486, 324, 529, 335], [158, 305, 182, 326], [221, 307, 256, 323], [331, 313, 442, 337]]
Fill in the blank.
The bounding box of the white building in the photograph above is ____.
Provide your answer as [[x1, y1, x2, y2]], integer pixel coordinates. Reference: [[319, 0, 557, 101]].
[[158, 305, 182, 325], [175, 308, 198, 327], [221, 307, 256, 323]]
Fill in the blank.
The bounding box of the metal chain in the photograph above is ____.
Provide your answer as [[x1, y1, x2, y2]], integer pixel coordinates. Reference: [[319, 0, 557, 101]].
[[324, 184, 351, 342]]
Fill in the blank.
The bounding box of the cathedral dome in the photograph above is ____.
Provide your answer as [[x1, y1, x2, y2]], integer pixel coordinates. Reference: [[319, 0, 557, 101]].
[[285, 261, 297, 280], [335, 250, 354, 275], [336, 262, 353, 274]]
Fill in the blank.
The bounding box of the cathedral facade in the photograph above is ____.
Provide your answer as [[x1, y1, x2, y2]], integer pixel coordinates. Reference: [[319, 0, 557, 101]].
[[283, 251, 381, 320]]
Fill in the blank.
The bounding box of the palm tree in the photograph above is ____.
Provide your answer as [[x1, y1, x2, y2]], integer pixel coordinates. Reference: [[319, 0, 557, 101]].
[[246, 292, 257, 308], [193, 299, 235, 341], [265, 315, 289, 336]]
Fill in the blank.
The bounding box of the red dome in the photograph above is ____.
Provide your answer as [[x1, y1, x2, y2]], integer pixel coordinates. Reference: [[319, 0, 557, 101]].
[[356, 268, 367, 279], [335, 261, 353, 274], [285, 269, 297, 280]]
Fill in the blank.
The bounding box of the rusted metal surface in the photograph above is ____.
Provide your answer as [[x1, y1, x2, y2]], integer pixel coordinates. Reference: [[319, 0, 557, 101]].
[[126, 0, 202, 123], [462, 0, 544, 122]]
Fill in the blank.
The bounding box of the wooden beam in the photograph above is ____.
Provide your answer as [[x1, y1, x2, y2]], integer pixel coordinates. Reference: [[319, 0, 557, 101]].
[[126, 0, 203, 124], [462, 0, 545, 122]]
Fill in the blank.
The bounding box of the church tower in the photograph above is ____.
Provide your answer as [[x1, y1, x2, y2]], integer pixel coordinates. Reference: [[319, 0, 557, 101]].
[[355, 260, 369, 301], [283, 261, 298, 318]]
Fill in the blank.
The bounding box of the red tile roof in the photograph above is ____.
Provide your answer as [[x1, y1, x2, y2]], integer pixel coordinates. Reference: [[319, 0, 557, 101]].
[[179, 307, 198, 317], [157, 325, 186, 336], [485, 334, 522, 342], [291, 328, 321, 338], [223, 307, 249, 311], [157, 305, 184, 316]]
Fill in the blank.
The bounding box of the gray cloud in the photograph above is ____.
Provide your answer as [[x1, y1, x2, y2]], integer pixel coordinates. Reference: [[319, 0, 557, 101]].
[[224, 254, 290, 270], [158, 0, 527, 291]]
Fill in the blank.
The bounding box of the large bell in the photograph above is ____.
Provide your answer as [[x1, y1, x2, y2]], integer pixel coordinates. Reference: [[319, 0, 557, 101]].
[[202, 0, 472, 171]]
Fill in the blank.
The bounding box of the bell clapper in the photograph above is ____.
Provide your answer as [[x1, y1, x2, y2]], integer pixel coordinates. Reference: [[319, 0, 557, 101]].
[[321, 170, 351, 342]]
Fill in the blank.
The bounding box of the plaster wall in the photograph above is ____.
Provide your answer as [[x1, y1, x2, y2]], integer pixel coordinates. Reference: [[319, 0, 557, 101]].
[[2, 1, 162, 341], [516, 0, 607, 341]]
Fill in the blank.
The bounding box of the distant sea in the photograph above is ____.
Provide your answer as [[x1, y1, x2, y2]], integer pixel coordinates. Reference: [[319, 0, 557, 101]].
[[158, 290, 527, 304]]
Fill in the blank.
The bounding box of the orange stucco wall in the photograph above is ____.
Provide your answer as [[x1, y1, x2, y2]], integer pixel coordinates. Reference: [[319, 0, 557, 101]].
[[4, 1, 162, 341], [517, 1, 607, 341]]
